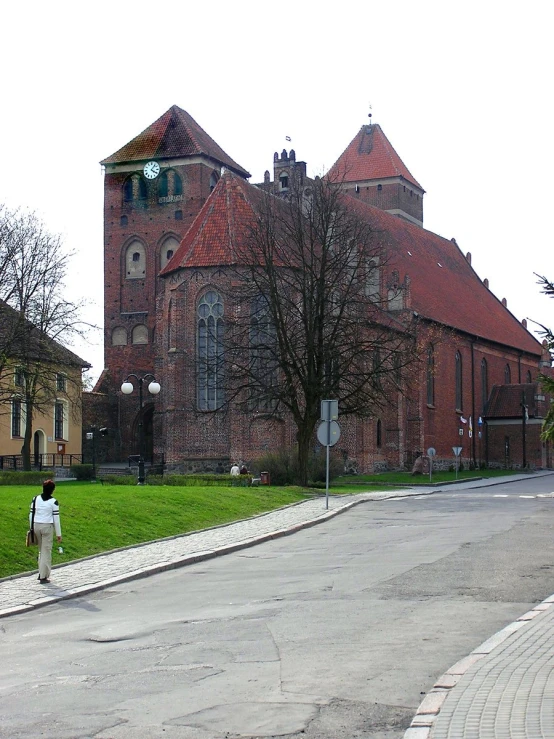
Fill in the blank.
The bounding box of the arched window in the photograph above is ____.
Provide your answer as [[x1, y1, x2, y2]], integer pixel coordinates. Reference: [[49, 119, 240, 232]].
[[455, 351, 463, 410], [250, 295, 277, 410], [504, 364, 511, 384], [197, 291, 224, 410], [125, 240, 146, 279], [112, 327, 127, 346], [132, 324, 148, 344], [481, 358, 488, 412], [526, 370, 533, 383], [209, 171, 219, 192], [123, 175, 147, 202], [160, 236, 180, 270], [173, 172, 182, 196], [158, 171, 169, 199], [426, 345, 435, 405], [376, 419, 382, 447]]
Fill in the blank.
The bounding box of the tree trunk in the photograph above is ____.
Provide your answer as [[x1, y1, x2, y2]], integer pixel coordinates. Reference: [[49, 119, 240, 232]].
[[21, 399, 33, 471], [296, 422, 315, 487]]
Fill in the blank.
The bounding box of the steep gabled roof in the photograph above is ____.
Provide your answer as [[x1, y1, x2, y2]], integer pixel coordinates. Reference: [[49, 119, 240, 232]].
[[101, 105, 250, 178], [160, 172, 542, 357], [327, 124, 423, 190], [485, 384, 541, 419], [159, 172, 266, 273]]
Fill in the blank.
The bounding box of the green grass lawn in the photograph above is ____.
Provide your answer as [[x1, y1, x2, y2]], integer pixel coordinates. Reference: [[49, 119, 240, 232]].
[[0, 482, 310, 579], [336, 469, 518, 486]]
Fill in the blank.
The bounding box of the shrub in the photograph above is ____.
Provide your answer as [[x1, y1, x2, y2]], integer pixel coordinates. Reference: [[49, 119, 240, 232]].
[[70, 464, 94, 481], [0, 471, 55, 485]]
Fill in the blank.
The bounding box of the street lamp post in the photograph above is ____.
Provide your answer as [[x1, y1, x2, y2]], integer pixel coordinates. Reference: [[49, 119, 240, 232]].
[[121, 374, 161, 484]]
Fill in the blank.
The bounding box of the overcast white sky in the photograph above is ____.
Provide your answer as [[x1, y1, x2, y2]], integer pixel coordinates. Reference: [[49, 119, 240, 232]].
[[1, 1, 552, 383]]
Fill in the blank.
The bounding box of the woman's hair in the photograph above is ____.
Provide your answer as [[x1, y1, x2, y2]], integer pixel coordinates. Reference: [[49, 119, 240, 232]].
[[42, 479, 56, 496]]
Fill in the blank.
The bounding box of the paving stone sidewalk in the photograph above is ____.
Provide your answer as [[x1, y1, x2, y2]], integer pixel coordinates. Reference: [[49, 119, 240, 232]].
[[0, 489, 420, 619]]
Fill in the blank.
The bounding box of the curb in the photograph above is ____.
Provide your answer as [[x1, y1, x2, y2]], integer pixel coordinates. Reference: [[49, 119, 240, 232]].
[[402, 594, 554, 738], [0, 496, 374, 619]]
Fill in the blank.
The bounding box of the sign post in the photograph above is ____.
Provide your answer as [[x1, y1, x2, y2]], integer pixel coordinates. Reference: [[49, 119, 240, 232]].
[[427, 447, 436, 483], [318, 400, 340, 509], [452, 446, 462, 480]]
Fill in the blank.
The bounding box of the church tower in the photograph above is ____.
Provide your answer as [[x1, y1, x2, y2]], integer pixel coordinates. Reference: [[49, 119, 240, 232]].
[[100, 105, 250, 383], [328, 123, 424, 227], [98, 106, 249, 459]]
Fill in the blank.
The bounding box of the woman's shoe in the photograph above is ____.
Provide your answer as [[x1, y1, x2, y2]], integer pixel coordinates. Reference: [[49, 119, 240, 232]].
[[39, 578, 50, 584]]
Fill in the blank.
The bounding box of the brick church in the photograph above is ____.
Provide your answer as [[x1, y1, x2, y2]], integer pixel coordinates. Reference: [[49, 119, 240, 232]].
[[87, 105, 552, 473]]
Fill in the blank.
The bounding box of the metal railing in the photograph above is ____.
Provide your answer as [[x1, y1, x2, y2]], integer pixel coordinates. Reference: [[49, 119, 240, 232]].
[[0, 454, 83, 470]]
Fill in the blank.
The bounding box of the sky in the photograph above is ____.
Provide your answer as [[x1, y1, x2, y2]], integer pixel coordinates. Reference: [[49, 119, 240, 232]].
[[1, 1, 552, 384]]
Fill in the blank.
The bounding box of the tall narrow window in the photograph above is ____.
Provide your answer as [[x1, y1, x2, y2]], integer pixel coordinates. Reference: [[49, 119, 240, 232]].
[[11, 399, 22, 437], [455, 351, 463, 410], [250, 296, 278, 410], [504, 364, 511, 384], [158, 171, 169, 198], [376, 419, 382, 447], [125, 240, 146, 279], [56, 373, 67, 392], [54, 401, 64, 440], [526, 370, 532, 383], [197, 291, 224, 410], [14, 367, 24, 387], [426, 346, 435, 405], [209, 171, 219, 192], [481, 358, 488, 412]]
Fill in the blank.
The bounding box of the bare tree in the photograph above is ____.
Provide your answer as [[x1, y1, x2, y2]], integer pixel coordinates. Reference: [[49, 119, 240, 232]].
[[0, 206, 91, 469], [223, 176, 421, 485]]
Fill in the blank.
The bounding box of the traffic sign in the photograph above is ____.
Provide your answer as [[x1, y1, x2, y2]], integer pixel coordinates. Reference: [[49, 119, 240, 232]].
[[321, 399, 339, 421], [427, 447, 436, 457], [452, 446, 462, 457], [317, 420, 341, 447]]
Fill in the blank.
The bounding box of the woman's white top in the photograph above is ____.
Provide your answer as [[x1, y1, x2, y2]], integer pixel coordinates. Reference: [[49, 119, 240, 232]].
[[30, 496, 62, 536]]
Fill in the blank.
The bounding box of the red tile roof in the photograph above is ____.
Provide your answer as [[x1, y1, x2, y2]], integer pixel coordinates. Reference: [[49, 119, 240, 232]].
[[159, 173, 266, 273], [327, 124, 423, 190], [485, 384, 540, 418], [161, 173, 542, 357], [101, 105, 250, 178]]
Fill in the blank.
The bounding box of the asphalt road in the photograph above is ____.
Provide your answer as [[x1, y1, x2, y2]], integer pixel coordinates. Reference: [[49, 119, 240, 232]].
[[2, 475, 554, 739]]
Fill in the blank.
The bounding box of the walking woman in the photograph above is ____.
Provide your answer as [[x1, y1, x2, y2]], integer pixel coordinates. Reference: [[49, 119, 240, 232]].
[[30, 480, 62, 583]]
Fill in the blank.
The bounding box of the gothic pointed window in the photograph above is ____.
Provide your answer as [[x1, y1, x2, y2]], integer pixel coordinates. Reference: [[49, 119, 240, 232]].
[[426, 345, 435, 405], [526, 370, 532, 383], [160, 236, 180, 270], [481, 358, 488, 412], [250, 296, 278, 411], [197, 290, 224, 410], [123, 177, 133, 202], [125, 240, 146, 279], [504, 364, 511, 384], [455, 351, 463, 411], [158, 171, 169, 199], [209, 171, 219, 192]]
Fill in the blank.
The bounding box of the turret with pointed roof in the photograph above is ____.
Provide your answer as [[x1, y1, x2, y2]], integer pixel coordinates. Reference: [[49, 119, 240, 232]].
[[328, 123, 424, 227]]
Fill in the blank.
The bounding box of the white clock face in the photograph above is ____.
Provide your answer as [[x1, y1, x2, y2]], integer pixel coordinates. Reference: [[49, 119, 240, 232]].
[[143, 161, 160, 179]]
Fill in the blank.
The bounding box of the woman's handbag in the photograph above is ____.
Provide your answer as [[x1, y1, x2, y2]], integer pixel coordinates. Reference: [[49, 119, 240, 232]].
[[26, 497, 37, 546]]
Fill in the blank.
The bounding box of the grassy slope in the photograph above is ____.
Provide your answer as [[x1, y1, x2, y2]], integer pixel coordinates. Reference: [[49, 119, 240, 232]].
[[1, 482, 309, 579]]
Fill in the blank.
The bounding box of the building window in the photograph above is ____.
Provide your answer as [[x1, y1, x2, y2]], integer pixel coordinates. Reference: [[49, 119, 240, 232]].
[[376, 419, 382, 447], [279, 173, 289, 190], [455, 351, 463, 410], [377, 184, 382, 191], [132, 324, 148, 344], [56, 374, 67, 392], [54, 401, 65, 440], [426, 346, 435, 405], [158, 170, 183, 201], [250, 295, 278, 411], [197, 290, 224, 410], [526, 370, 532, 383], [160, 236, 179, 270], [123, 175, 147, 202], [111, 327, 127, 346], [125, 240, 146, 279], [481, 358, 488, 412], [175, 210, 183, 220], [120, 215, 128, 227], [209, 171, 219, 192], [11, 398, 22, 437], [158, 171, 169, 199], [14, 367, 24, 387], [504, 364, 511, 384]]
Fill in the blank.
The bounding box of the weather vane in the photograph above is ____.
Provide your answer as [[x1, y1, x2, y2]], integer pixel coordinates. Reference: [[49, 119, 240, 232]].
[[368, 103, 373, 120]]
